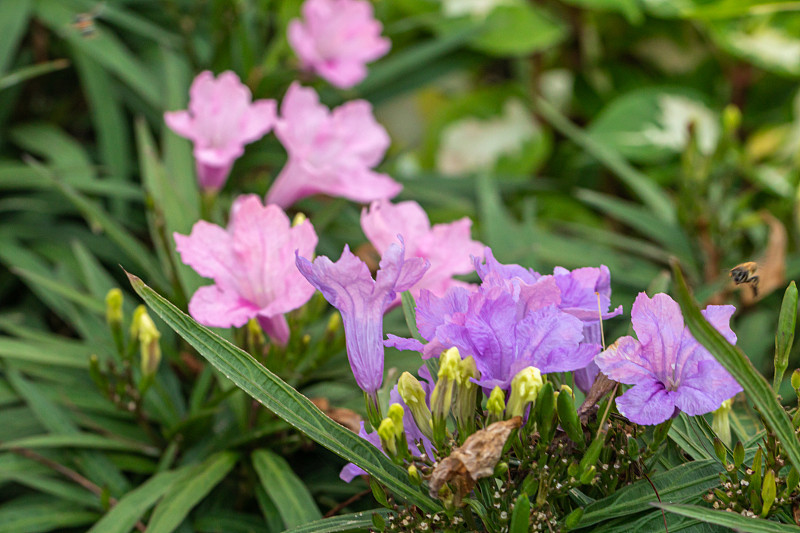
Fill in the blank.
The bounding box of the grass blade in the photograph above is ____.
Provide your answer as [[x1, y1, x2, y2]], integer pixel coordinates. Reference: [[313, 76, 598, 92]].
[[282, 510, 390, 533], [252, 449, 322, 529], [656, 503, 800, 532]]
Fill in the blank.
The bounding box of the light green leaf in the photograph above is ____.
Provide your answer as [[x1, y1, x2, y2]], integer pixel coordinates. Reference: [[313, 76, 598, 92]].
[[671, 260, 800, 475], [282, 510, 391, 533], [127, 273, 441, 513], [472, 4, 568, 56], [0, 497, 99, 533], [147, 452, 238, 533], [657, 503, 800, 532], [252, 449, 322, 529], [0, 433, 158, 455]]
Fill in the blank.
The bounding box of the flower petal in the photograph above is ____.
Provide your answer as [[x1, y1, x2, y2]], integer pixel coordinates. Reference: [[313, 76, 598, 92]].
[[188, 285, 259, 328], [615, 380, 677, 426]]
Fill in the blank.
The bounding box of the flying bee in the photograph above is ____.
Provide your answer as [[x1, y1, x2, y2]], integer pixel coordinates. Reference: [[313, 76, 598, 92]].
[[72, 3, 105, 38], [730, 262, 759, 297]]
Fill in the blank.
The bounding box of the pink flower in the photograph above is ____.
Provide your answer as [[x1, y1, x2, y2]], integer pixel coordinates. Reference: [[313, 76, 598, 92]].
[[288, 0, 390, 89], [164, 71, 277, 192], [266, 82, 401, 207], [361, 200, 484, 299], [174, 195, 317, 344]]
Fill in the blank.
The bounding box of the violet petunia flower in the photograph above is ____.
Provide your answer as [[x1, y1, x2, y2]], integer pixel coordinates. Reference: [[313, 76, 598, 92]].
[[595, 292, 742, 426], [174, 195, 317, 344], [266, 83, 402, 208], [288, 0, 391, 89], [296, 238, 429, 395], [164, 71, 277, 192], [387, 250, 600, 391], [361, 200, 485, 299]]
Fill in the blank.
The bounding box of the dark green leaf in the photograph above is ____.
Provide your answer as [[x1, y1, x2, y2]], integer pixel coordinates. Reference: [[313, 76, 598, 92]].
[[282, 510, 391, 533], [252, 449, 322, 529], [656, 503, 800, 532]]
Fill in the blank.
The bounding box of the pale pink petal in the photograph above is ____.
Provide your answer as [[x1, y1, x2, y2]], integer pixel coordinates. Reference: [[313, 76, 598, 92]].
[[164, 110, 196, 140], [275, 82, 329, 153], [615, 379, 677, 426], [316, 60, 368, 89], [195, 161, 233, 191], [257, 314, 290, 346], [630, 292, 684, 377], [188, 285, 260, 328], [173, 223, 235, 286], [595, 335, 656, 384], [331, 100, 391, 166], [361, 200, 431, 256], [240, 99, 277, 144], [288, 19, 322, 67]]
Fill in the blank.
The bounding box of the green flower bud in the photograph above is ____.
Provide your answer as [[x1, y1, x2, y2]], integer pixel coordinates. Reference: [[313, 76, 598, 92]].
[[136, 311, 161, 377], [712, 399, 733, 446], [761, 469, 776, 517], [452, 356, 480, 435], [733, 441, 745, 468], [326, 312, 341, 335], [564, 508, 584, 530], [398, 372, 433, 440], [579, 465, 596, 485], [506, 367, 543, 419], [105, 288, 123, 326], [430, 347, 460, 446], [88, 354, 106, 393], [535, 381, 556, 443], [130, 305, 147, 339], [487, 386, 505, 424], [713, 437, 727, 465], [787, 467, 800, 496], [751, 448, 763, 495], [792, 369, 800, 391], [408, 465, 422, 486], [722, 104, 741, 136], [378, 418, 398, 457], [493, 461, 509, 477], [291, 212, 308, 227], [579, 434, 605, 474], [556, 385, 584, 448], [387, 404, 405, 440]]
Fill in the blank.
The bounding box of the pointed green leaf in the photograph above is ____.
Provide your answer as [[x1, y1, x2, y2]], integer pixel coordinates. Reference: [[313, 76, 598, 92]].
[[656, 503, 800, 532], [282, 510, 391, 533], [773, 281, 797, 390], [252, 449, 322, 529], [127, 273, 440, 513]]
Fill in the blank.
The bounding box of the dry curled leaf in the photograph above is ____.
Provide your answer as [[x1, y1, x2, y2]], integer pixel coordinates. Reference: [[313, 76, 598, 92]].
[[310, 397, 363, 433], [429, 416, 522, 505], [578, 372, 616, 422]]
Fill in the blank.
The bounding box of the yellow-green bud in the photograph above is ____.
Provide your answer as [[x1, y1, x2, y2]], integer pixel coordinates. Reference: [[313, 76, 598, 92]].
[[326, 312, 341, 334], [564, 508, 584, 530], [712, 399, 733, 446], [487, 386, 506, 423], [506, 366, 543, 418], [761, 469, 776, 517], [452, 356, 479, 434], [130, 305, 147, 338], [430, 348, 460, 446], [408, 465, 421, 486], [556, 384, 584, 448], [291, 212, 308, 227], [579, 465, 596, 485], [733, 441, 745, 467], [378, 418, 398, 457], [398, 372, 433, 440], [105, 289, 123, 325], [437, 347, 460, 380], [136, 310, 161, 378], [722, 104, 741, 136], [387, 404, 405, 439], [713, 437, 727, 465], [792, 369, 800, 390]]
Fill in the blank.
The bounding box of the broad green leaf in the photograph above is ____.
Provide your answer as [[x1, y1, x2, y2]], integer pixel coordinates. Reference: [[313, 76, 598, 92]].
[[127, 273, 441, 513], [87, 467, 189, 533], [472, 4, 568, 56], [147, 452, 239, 533], [282, 510, 391, 533], [533, 95, 677, 225], [657, 503, 800, 532], [0, 0, 32, 76], [671, 261, 800, 475], [669, 413, 716, 461], [509, 492, 530, 533], [577, 460, 722, 527], [561, 0, 643, 23], [595, 509, 727, 533], [252, 449, 322, 529]]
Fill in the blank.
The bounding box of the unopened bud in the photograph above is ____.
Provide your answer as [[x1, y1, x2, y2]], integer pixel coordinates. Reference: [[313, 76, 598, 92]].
[[506, 367, 543, 418], [487, 386, 505, 423], [105, 289, 123, 326], [792, 369, 800, 391], [733, 441, 745, 467], [713, 437, 727, 465], [761, 469, 776, 517], [387, 404, 405, 440], [493, 461, 508, 477], [326, 312, 341, 334], [535, 381, 556, 442], [430, 347, 460, 446], [579, 465, 596, 485], [564, 508, 584, 530], [408, 465, 422, 486], [722, 104, 741, 136], [291, 212, 307, 227], [397, 372, 433, 440], [378, 418, 398, 457], [556, 384, 584, 448], [452, 356, 479, 436]]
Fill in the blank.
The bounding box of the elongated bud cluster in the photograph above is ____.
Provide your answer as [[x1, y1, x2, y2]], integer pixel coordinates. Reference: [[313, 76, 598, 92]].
[[487, 386, 505, 424], [398, 372, 433, 440], [556, 385, 584, 448], [430, 347, 460, 447], [378, 418, 398, 457], [132, 306, 161, 380], [506, 367, 543, 419], [452, 356, 479, 436], [535, 382, 556, 444], [712, 398, 733, 446]]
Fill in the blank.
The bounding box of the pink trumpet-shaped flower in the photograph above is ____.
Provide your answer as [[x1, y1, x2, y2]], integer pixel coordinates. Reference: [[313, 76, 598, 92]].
[[174, 195, 317, 344], [165, 71, 277, 192], [361, 200, 485, 299], [288, 0, 391, 89], [267, 83, 401, 208], [296, 238, 429, 394]]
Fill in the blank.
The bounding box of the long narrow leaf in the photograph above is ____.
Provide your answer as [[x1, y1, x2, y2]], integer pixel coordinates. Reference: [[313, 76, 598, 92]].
[[671, 260, 800, 474], [656, 503, 800, 532], [127, 272, 441, 513], [283, 510, 390, 533], [252, 449, 322, 529]]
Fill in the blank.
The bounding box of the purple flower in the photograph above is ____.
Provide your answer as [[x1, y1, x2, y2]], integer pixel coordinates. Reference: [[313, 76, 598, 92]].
[[266, 83, 402, 208], [361, 200, 485, 300], [387, 250, 600, 390], [595, 292, 742, 426], [288, 0, 390, 89], [174, 195, 317, 344], [164, 71, 277, 192], [296, 239, 429, 394]]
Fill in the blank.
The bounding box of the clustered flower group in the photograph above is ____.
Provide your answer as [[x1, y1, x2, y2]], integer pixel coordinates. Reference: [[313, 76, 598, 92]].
[[166, 0, 743, 492]]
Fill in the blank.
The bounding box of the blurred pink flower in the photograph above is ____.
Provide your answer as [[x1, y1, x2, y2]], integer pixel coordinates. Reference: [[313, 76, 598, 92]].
[[174, 194, 317, 344], [361, 199, 485, 299], [164, 71, 277, 192], [266, 82, 401, 207], [288, 0, 390, 89]]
